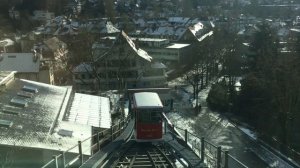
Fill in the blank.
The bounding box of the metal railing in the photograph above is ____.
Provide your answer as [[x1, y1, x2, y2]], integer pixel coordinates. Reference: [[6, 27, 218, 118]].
[[43, 113, 248, 168], [41, 117, 131, 168], [162, 113, 248, 168]]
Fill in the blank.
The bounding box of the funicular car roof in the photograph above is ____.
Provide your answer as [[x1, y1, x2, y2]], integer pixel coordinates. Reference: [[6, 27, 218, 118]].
[[133, 92, 163, 108]]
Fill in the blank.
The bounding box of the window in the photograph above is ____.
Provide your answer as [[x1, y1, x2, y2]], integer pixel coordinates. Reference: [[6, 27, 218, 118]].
[[131, 60, 136, 67], [10, 98, 28, 107], [17, 91, 34, 98], [138, 109, 162, 123], [81, 74, 86, 79], [0, 119, 13, 128], [2, 107, 20, 115], [22, 85, 38, 93]]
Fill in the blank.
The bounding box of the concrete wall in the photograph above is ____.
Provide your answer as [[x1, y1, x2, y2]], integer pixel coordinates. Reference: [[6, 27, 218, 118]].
[[0, 145, 58, 168], [16, 72, 38, 82], [39, 69, 52, 84]]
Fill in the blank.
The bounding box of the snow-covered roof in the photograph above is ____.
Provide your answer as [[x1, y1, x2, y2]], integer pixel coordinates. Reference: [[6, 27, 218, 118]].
[[189, 22, 204, 37], [135, 38, 167, 42], [210, 21, 215, 28], [53, 25, 79, 35], [73, 63, 93, 73], [0, 78, 90, 152], [121, 31, 152, 62], [152, 26, 175, 36], [166, 43, 190, 49], [238, 28, 246, 35], [189, 18, 201, 25], [44, 37, 66, 51], [291, 28, 300, 33], [151, 62, 167, 69], [197, 31, 213, 42], [0, 71, 16, 85], [0, 53, 40, 73], [133, 92, 163, 108], [175, 27, 187, 37], [133, 18, 146, 26], [67, 93, 111, 129], [100, 21, 120, 34], [0, 38, 14, 47], [168, 17, 190, 24], [277, 27, 289, 36]]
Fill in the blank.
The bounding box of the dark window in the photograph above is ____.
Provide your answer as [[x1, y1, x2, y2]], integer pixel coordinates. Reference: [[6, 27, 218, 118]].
[[138, 109, 161, 123]]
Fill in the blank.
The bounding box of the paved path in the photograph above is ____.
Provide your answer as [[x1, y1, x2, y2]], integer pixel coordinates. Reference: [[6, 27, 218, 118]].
[[166, 84, 296, 168]]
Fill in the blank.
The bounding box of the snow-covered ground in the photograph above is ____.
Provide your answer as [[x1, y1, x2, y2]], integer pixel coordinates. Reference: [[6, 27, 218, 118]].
[[166, 79, 299, 168]]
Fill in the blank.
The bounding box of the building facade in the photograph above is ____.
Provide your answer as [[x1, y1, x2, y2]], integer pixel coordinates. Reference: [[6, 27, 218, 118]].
[[78, 31, 168, 92], [0, 53, 54, 84]]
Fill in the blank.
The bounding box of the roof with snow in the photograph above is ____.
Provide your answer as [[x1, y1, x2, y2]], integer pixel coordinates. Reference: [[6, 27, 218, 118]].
[[291, 28, 300, 33], [0, 53, 40, 73], [0, 38, 14, 47], [152, 26, 175, 36], [197, 31, 213, 42], [66, 93, 111, 129], [0, 78, 83, 151], [168, 17, 190, 24], [121, 31, 152, 62], [151, 62, 167, 69], [0, 71, 16, 85], [189, 22, 204, 36], [166, 43, 190, 49], [0, 74, 113, 154], [73, 63, 93, 73], [44, 37, 66, 51], [100, 21, 120, 34], [188, 22, 213, 42], [133, 92, 163, 108]]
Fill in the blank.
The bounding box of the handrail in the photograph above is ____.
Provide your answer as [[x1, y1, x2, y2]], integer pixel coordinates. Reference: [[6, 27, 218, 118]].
[[228, 154, 249, 168], [162, 114, 248, 168], [42, 114, 247, 168], [41, 116, 131, 168]]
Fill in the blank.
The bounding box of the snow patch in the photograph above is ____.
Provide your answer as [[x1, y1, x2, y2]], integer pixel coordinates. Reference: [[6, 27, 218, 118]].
[[238, 127, 257, 140]]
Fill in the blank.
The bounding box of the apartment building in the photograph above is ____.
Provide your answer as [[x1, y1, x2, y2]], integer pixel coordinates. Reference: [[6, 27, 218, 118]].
[[78, 31, 167, 92]]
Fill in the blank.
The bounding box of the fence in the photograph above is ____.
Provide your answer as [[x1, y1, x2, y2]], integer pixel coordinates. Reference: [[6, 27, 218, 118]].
[[174, 127, 248, 168], [41, 117, 131, 168], [43, 114, 248, 168], [162, 113, 248, 168]]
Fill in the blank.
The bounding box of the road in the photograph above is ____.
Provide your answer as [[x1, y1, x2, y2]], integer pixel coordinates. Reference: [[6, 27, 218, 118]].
[[166, 82, 296, 168]]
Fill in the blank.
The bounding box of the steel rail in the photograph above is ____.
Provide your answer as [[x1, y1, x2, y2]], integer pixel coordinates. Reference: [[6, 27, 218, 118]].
[[155, 145, 176, 168]]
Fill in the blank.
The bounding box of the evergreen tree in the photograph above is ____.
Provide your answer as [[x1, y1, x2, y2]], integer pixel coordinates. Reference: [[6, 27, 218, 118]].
[[239, 23, 300, 154]]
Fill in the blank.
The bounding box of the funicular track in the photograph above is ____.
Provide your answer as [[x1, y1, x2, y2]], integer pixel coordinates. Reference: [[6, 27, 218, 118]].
[[104, 141, 177, 168]]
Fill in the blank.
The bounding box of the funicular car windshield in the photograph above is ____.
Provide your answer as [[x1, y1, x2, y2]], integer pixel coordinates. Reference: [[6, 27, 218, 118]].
[[138, 108, 162, 123]]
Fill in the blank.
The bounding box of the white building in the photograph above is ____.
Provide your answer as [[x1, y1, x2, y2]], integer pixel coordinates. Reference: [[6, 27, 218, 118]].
[[0, 53, 54, 85], [0, 71, 111, 167]]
